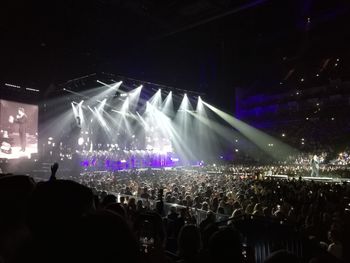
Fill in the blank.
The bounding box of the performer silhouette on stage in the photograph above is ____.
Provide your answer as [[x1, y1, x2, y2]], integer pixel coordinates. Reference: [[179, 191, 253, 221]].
[[310, 155, 319, 177], [9, 107, 28, 152]]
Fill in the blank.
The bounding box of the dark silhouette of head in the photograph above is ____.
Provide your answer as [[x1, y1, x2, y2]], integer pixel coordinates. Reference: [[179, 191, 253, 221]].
[[202, 224, 219, 249], [27, 180, 94, 238], [0, 175, 35, 225], [101, 194, 117, 208], [209, 227, 242, 262], [71, 210, 140, 263], [106, 202, 127, 219], [178, 224, 201, 260]]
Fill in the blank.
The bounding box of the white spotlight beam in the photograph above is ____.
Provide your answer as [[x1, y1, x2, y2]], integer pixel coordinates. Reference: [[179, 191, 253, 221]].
[[161, 91, 174, 116], [96, 80, 122, 90], [202, 101, 298, 160], [93, 106, 109, 129], [148, 89, 162, 108], [128, 85, 143, 110], [71, 102, 78, 117], [77, 100, 85, 126], [178, 93, 193, 111]]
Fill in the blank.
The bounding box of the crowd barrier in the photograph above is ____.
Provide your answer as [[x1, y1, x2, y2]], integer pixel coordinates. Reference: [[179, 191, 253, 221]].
[[109, 193, 305, 262], [110, 193, 230, 225]]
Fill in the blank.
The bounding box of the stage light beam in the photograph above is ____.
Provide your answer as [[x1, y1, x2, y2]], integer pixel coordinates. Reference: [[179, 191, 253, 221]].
[[202, 100, 298, 160], [121, 97, 130, 114], [162, 91, 174, 117], [128, 85, 143, 110]]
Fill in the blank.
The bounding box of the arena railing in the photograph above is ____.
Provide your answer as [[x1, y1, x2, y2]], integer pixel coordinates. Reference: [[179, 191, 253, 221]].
[[216, 215, 305, 263], [109, 193, 230, 225]]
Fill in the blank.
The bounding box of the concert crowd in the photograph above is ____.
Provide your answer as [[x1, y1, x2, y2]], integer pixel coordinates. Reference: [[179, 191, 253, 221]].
[[1, 161, 349, 263]]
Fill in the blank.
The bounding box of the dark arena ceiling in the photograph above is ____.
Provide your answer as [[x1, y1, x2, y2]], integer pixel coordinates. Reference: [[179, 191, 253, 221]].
[[1, 0, 350, 110]]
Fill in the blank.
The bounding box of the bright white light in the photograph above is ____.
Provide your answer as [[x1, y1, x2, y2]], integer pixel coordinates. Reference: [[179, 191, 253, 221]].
[[78, 137, 84, 146], [25, 88, 40, 92], [5, 83, 21, 89], [196, 96, 204, 113], [97, 98, 107, 111], [87, 106, 94, 113], [179, 93, 191, 111], [121, 97, 129, 114], [71, 102, 78, 117], [112, 81, 123, 89], [97, 80, 122, 90], [128, 85, 143, 109], [161, 91, 173, 116]]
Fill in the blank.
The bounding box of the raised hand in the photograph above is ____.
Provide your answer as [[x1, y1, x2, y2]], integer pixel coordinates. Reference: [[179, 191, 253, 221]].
[[49, 162, 59, 181]]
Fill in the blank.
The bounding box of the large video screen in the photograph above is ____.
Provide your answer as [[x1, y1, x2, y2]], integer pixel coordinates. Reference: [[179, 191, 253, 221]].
[[0, 100, 38, 159]]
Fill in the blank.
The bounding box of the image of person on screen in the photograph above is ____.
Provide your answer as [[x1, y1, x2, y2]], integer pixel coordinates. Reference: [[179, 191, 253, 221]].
[[9, 107, 28, 152]]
